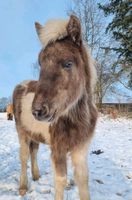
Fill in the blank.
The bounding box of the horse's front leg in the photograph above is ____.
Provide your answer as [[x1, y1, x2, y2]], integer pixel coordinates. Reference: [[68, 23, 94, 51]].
[[18, 130, 30, 196], [71, 144, 90, 200], [51, 152, 67, 200], [29, 141, 40, 181]]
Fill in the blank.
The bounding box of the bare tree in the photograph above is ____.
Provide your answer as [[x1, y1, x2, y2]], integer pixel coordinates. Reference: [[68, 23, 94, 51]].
[[67, 0, 130, 108], [67, 0, 106, 55], [95, 47, 118, 107]]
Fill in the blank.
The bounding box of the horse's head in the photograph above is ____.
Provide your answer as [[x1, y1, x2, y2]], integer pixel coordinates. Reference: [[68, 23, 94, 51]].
[[32, 15, 94, 122]]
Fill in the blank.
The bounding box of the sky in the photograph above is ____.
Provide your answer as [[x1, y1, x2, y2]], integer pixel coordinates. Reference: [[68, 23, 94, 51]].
[[0, 0, 131, 102], [0, 0, 70, 98]]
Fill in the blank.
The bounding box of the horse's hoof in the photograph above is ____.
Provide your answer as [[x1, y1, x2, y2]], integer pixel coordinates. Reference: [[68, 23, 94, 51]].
[[33, 174, 40, 181], [65, 179, 75, 190], [19, 188, 27, 196]]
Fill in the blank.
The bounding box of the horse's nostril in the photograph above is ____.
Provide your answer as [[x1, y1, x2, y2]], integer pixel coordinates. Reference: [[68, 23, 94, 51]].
[[32, 109, 43, 118], [32, 105, 49, 119]]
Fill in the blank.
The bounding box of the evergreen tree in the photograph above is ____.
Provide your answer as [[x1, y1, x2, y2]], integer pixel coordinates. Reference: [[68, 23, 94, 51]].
[[99, 0, 132, 65]]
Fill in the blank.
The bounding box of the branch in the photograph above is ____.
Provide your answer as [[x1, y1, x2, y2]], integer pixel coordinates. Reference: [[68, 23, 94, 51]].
[[117, 78, 132, 90]]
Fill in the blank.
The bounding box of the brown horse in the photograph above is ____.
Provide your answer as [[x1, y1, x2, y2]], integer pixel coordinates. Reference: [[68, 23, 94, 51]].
[[6, 103, 13, 120], [13, 15, 98, 200]]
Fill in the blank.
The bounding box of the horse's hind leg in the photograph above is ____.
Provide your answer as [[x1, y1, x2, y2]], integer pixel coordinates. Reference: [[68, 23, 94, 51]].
[[18, 129, 30, 196], [29, 141, 40, 181], [71, 144, 90, 200]]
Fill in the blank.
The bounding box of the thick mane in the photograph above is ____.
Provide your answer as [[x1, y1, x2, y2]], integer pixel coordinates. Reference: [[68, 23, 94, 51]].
[[38, 19, 68, 47], [84, 47, 97, 93]]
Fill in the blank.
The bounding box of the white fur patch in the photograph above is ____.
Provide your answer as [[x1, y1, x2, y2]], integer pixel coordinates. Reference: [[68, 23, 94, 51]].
[[38, 19, 68, 47], [21, 92, 50, 143]]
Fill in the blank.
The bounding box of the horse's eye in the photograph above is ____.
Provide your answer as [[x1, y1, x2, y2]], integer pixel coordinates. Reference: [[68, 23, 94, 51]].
[[63, 61, 73, 69]]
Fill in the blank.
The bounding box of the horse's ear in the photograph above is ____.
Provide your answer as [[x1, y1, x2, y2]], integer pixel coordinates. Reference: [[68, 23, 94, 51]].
[[67, 15, 82, 46], [35, 22, 43, 38]]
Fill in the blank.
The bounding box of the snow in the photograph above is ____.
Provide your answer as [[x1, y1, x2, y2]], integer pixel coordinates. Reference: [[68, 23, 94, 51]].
[[0, 113, 132, 200]]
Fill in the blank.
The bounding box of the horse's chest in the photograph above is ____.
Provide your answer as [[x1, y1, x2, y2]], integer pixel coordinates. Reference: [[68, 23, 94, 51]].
[[20, 92, 51, 143]]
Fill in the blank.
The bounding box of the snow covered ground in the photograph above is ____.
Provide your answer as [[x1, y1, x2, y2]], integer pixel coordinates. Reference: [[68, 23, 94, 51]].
[[0, 113, 132, 200]]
